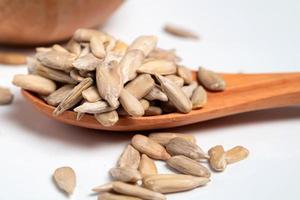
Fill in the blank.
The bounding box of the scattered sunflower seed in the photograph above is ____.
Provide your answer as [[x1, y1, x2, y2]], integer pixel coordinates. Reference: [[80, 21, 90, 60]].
[[225, 146, 249, 164], [138, 60, 176, 75], [0, 86, 13, 105], [138, 154, 158, 178], [164, 24, 199, 40], [208, 145, 227, 172], [197, 67, 226, 91], [118, 144, 141, 169], [149, 132, 196, 146], [95, 110, 119, 127], [53, 166, 76, 195], [109, 167, 142, 183]]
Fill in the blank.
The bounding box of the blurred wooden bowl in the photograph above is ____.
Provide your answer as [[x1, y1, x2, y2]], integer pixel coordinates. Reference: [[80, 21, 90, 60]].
[[0, 0, 124, 45]]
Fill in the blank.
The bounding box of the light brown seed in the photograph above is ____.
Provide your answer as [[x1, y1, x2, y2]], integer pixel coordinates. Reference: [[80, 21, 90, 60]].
[[155, 74, 192, 113], [45, 85, 74, 106], [36, 50, 76, 71], [53, 77, 93, 116], [110, 167, 142, 183], [138, 60, 176, 75], [52, 44, 69, 53], [138, 154, 157, 178], [12, 74, 56, 95], [167, 155, 210, 177], [98, 192, 142, 200], [166, 137, 208, 160], [112, 181, 166, 200], [118, 144, 141, 169], [125, 74, 155, 99], [191, 86, 207, 108], [140, 99, 150, 110], [131, 134, 171, 160], [0, 52, 26, 65], [82, 86, 101, 102], [143, 174, 209, 194], [53, 166, 76, 195], [145, 86, 168, 102], [182, 81, 198, 99], [95, 110, 119, 127], [164, 24, 199, 40], [145, 106, 162, 116], [120, 50, 145, 84], [165, 75, 184, 87], [70, 69, 85, 82], [225, 146, 249, 164], [72, 53, 102, 71], [96, 61, 123, 108], [66, 39, 81, 56], [119, 89, 144, 117], [149, 132, 196, 146], [74, 100, 115, 114], [92, 182, 115, 193], [128, 35, 158, 57], [177, 65, 193, 84], [197, 67, 226, 91], [90, 35, 106, 58], [73, 28, 105, 42], [208, 145, 227, 172], [28, 58, 77, 84], [148, 48, 181, 63], [0, 86, 13, 105]]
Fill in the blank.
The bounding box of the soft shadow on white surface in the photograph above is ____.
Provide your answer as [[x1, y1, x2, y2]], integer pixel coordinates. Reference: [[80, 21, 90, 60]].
[[7, 97, 300, 146]]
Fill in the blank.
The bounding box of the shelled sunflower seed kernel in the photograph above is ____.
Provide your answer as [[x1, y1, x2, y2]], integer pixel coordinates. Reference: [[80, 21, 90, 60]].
[[12, 28, 226, 126], [90, 133, 249, 200]]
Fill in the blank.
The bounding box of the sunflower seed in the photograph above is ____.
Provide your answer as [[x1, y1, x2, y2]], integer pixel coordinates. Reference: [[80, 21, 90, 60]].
[[191, 86, 207, 108], [167, 155, 210, 177], [182, 81, 198, 99], [208, 145, 226, 172], [90, 35, 106, 59], [131, 134, 170, 160], [197, 67, 226, 91], [92, 182, 115, 193], [138, 60, 176, 75], [36, 50, 76, 71], [148, 48, 181, 62], [53, 77, 93, 116], [225, 146, 249, 164], [140, 99, 150, 110], [74, 100, 114, 114], [53, 166, 76, 195], [111, 181, 166, 200], [120, 50, 145, 84], [0, 52, 26, 65], [96, 61, 123, 108], [138, 154, 157, 178], [148, 132, 196, 146], [119, 89, 144, 117], [82, 86, 101, 102], [52, 44, 69, 53], [95, 110, 119, 127], [28, 58, 77, 84], [166, 137, 208, 161], [45, 85, 74, 106], [70, 69, 85, 82], [0, 86, 13, 105], [66, 39, 81, 56], [143, 174, 209, 194], [145, 106, 162, 116], [118, 144, 141, 169], [177, 65, 193, 84], [155, 74, 192, 113], [165, 75, 184, 87], [72, 53, 102, 71], [164, 24, 199, 40], [128, 35, 158, 56], [104, 35, 117, 51], [98, 192, 142, 200], [145, 86, 168, 102], [125, 74, 155, 99], [110, 167, 142, 183], [12, 74, 56, 95], [73, 28, 105, 42]]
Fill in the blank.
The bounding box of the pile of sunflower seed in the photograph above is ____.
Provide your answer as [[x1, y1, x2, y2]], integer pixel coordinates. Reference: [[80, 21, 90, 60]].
[[12, 28, 226, 126], [53, 133, 249, 199]]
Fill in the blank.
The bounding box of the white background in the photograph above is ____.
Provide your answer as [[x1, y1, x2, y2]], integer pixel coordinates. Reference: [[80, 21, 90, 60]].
[[1, 0, 300, 199]]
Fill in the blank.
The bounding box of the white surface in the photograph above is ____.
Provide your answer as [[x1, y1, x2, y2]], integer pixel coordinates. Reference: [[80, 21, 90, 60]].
[[0, 0, 300, 199]]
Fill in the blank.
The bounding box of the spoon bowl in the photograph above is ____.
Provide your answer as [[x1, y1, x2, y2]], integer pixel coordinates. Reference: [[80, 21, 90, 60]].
[[22, 72, 300, 131]]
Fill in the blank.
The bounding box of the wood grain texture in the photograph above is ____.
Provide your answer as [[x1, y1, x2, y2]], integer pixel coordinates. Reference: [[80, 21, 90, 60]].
[[0, 0, 123, 45], [22, 72, 300, 131]]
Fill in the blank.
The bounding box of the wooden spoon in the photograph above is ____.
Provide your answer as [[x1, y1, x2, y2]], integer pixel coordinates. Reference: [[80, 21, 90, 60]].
[[22, 72, 300, 131]]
